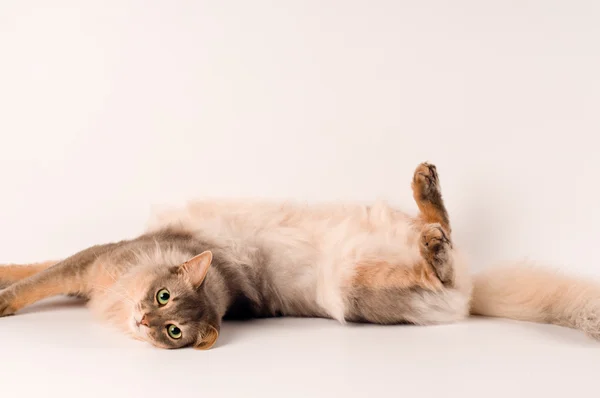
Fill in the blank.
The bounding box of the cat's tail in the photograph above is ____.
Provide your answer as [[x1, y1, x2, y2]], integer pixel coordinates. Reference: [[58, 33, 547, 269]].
[[470, 261, 600, 339], [0, 260, 59, 288]]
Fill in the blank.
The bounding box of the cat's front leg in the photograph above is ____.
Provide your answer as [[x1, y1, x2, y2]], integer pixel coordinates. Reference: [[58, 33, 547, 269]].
[[0, 243, 116, 317], [0, 261, 59, 290], [0, 268, 83, 317]]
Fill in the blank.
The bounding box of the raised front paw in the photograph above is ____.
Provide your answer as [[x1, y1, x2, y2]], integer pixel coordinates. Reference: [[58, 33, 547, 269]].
[[412, 162, 441, 200]]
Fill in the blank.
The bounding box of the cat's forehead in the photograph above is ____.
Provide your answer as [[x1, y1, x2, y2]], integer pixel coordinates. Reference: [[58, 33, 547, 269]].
[[152, 284, 205, 322], [140, 270, 194, 299]]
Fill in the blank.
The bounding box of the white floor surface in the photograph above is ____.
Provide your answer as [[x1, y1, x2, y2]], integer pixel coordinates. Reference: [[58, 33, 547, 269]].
[[1, 297, 598, 398]]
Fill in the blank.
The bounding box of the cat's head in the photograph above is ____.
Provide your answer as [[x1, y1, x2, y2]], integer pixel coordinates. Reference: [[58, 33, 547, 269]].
[[124, 251, 220, 350]]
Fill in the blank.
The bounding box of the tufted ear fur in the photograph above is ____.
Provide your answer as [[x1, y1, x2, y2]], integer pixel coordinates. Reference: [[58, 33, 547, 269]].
[[194, 324, 219, 350], [179, 251, 213, 288]]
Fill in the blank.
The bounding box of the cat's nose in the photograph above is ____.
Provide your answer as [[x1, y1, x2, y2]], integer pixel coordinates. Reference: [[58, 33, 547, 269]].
[[140, 314, 150, 327]]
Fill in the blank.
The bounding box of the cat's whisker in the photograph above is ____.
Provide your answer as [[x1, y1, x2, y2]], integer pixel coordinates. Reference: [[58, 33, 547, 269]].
[[87, 265, 136, 303], [88, 283, 136, 306], [105, 268, 121, 285], [126, 248, 145, 266]]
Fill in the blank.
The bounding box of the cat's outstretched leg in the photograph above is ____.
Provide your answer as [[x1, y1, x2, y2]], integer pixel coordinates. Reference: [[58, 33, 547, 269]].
[[412, 162, 451, 233], [0, 244, 116, 316], [0, 261, 59, 289]]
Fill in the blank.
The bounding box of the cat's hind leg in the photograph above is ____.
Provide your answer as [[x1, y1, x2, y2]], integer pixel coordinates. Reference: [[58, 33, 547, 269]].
[[411, 162, 451, 233], [343, 224, 466, 324], [0, 261, 59, 289], [419, 223, 454, 287], [411, 162, 455, 285], [344, 260, 468, 325], [0, 244, 116, 316], [342, 162, 467, 325]]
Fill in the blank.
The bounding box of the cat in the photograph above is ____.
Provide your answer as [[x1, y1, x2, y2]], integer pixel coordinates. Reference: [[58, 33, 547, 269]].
[[1, 162, 599, 349]]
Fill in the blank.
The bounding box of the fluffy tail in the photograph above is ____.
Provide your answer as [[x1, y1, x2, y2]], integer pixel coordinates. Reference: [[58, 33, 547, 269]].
[[470, 261, 600, 339]]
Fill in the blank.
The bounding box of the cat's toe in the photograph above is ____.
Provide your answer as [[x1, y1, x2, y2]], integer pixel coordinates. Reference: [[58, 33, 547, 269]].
[[412, 162, 440, 199], [420, 223, 453, 285], [0, 293, 16, 317], [421, 223, 450, 251]]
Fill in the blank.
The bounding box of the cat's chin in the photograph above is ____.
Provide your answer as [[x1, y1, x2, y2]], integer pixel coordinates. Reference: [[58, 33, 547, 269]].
[[131, 325, 152, 345], [130, 327, 169, 349], [129, 312, 150, 342]]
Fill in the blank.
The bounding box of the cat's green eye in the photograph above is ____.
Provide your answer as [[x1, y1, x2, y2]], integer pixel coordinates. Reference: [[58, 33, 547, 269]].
[[156, 288, 170, 305], [167, 324, 182, 339]]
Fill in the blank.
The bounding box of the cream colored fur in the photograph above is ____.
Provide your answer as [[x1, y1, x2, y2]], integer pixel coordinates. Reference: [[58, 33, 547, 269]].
[[472, 263, 600, 339], [147, 199, 600, 338], [87, 246, 195, 337], [149, 199, 431, 322]]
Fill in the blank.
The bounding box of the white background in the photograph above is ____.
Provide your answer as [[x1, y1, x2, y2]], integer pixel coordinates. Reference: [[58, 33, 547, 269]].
[[0, 1, 599, 397]]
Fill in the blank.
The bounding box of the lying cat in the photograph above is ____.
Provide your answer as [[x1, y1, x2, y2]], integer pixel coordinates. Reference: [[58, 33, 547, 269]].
[[1, 162, 599, 349]]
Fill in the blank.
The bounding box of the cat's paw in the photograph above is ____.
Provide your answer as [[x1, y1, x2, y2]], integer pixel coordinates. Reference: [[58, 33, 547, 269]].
[[0, 292, 16, 317], [420, 223, 453, 285], [412, 162, 441, 200]]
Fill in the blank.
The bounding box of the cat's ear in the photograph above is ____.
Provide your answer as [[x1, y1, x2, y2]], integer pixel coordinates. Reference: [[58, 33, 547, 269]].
[[179, 250, 213, 287], [194, 324, 219, 350]]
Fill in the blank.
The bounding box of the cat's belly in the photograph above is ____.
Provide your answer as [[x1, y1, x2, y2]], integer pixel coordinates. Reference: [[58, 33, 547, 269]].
[[311, 223, 424, 323], [257, 258, 329, 319]]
